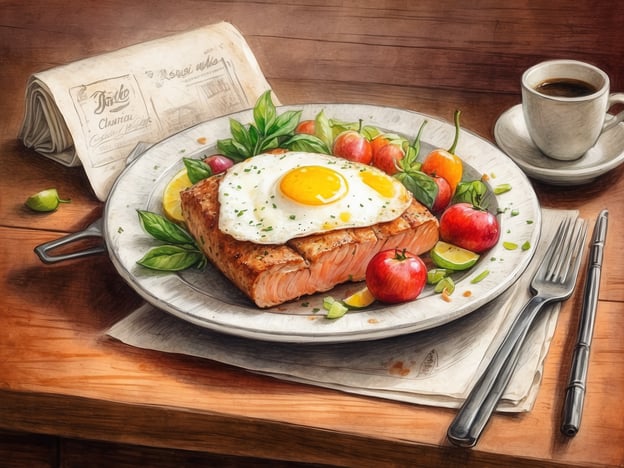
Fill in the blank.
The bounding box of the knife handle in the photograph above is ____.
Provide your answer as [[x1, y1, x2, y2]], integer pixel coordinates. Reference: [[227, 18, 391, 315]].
[[561, 343, 590, 436]]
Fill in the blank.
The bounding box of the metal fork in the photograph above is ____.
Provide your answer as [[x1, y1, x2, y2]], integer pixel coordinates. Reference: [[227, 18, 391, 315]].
[[447, 216, 588, 448]]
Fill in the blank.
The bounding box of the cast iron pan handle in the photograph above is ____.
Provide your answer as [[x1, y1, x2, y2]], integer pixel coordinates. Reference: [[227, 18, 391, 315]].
[[34, 218, 106, 264]]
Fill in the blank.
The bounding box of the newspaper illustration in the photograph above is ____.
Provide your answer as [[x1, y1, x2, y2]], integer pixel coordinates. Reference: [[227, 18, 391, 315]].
[[18, 22, 278, 201]]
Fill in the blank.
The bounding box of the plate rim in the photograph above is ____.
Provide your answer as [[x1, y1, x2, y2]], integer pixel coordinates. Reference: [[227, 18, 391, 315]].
[[104, 103, 541, 343]]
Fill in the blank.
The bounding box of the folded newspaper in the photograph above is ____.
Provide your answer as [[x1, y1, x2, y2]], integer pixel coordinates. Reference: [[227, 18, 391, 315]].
[[18, 22, 277, 201], [107, 208, 576, 412]]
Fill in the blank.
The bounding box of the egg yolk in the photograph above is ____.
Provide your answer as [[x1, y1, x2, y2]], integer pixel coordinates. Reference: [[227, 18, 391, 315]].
[[280, 166, 348, 205], [359, 169, 396, 198]]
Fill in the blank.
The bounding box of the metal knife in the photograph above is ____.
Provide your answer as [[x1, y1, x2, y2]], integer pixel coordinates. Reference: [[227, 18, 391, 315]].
[[560, 209, 608, 437]]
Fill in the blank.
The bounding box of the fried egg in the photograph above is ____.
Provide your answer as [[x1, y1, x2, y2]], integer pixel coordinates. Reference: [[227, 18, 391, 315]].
[[218, 152, 412, 244]]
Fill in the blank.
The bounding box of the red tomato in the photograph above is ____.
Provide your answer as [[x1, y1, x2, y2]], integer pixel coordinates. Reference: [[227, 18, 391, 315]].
[[431, 176, 452, 214], [372, 142, 405, 175], [365, 248, 427, 304], [203, 154, 234, 174], [439, 202, 500, 253], [371, 135, 391, 155], [421, 149, 463, 193], [332, 130, 373, 164], [295, 119, 316, 135]]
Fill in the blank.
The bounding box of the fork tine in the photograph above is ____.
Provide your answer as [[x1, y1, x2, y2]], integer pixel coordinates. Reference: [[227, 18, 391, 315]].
[[550, 218, 587, 283], [551, 218, 576, 281], [545, 217, 572, 282]]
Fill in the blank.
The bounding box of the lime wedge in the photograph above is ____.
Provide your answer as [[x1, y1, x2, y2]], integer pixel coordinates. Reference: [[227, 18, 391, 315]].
[[343, 286, 375, 309], [430, 241, 479, 271]]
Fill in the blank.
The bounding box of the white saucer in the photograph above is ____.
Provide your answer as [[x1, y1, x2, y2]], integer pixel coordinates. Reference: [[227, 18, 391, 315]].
[[494, 104, 624, 185]]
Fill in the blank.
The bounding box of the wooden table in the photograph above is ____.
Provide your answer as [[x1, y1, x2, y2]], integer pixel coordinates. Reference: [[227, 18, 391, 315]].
[[1, 2, 623, 466]]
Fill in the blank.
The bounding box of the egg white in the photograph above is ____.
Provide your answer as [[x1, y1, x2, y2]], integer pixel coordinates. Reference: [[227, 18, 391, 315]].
[[218, 152, 411, 244]]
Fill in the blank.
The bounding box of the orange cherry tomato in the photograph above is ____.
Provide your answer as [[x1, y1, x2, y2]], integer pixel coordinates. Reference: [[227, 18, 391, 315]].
[[421, 110, 463, 193], [421, 149, 463, 193]]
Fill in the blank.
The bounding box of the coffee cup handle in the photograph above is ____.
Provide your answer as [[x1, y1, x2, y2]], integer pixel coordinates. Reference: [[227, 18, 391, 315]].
[[604, 93, 624, 132]]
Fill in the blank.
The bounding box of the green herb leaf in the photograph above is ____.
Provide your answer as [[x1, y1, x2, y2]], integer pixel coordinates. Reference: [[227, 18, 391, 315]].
[[493, 183, 512, 195], [471, 269, 490, 284], [265, 110, 302, 140], [283, 133, 331, 154], [327, 119, 360, 137], [361, 125, 382, 140], [394, 170, 438, 209], [314, 109, 334, 149], [216, 91, 301, 160], [216, 138, 246, 162], [453, 180, 488, 207], [137, 245, 204, 271], [137, 210, 195, 244], [183, 158, 212, 184], [253, 90, 277, 134], [229, 119, 254, 157]]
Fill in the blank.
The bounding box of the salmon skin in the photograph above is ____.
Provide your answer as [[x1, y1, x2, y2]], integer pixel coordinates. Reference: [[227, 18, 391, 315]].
[[180, 174, 439, 308]]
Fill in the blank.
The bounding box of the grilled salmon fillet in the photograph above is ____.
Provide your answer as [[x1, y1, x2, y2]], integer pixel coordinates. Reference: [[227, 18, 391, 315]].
[[180, 173, 439, 308]]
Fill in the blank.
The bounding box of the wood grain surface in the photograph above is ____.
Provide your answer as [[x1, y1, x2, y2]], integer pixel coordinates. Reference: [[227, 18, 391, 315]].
[[1, 1, 623, 467]]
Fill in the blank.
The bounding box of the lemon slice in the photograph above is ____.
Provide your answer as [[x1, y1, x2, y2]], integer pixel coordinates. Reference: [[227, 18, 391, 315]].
[[162, 169, 193, 223], [430, 241, 479, 271], [343, 286, 375, 309]]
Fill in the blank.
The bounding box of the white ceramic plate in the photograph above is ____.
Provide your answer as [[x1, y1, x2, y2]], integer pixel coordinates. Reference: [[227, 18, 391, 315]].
[[104, 104, 541, 343], [494, 104, 624, 185]]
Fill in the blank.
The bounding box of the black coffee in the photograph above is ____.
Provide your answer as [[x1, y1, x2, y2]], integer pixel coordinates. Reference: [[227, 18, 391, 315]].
[[535, 78, 598, 97]]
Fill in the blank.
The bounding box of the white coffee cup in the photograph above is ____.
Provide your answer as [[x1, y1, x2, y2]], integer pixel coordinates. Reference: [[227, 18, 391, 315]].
[[521, 59, 624, 160]]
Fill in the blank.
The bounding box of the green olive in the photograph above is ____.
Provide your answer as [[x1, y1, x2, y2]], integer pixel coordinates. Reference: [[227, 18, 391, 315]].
[[25, 188, 70, 212]]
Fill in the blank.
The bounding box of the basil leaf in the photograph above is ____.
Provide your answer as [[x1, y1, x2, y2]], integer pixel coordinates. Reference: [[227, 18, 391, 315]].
[[453, 180, 488, 207], [216, 138, 246, 162], [137, 210, 195, 244], [283, 133, 331, 154], [314, 110, 334, 149], [183, 158, 212, 184], [229, 119, 253, 157], [253, 90, 277, 135], [328, 119, 359, 136], [362, 125, 382, 140], [265, 110, 302, 140], [258, 137, 283, 153], [137, 245, 204, 271], [394, 170, 438, 209]]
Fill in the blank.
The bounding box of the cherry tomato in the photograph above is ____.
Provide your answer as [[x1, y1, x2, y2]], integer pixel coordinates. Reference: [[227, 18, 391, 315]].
[[203, 154, 234, 174], [431, 176, 452, 214], [295, 119, 316, 135], [421, 110, 463, 192], [372, 141, 405, 175], [371, 135, 391, 155], [365, 248, 427, 304], [421, 149, 463, 193], [439, 202, 500, 253], [332, 130, 373, 164]]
